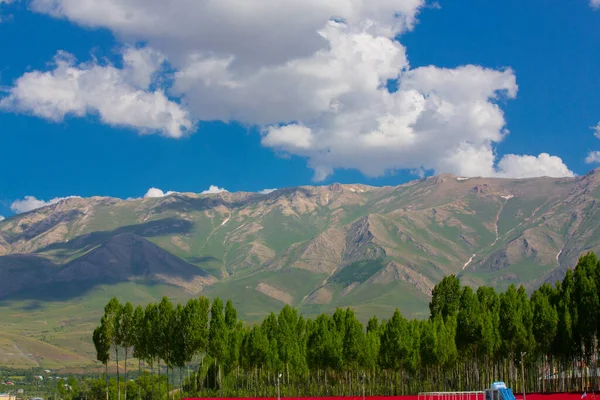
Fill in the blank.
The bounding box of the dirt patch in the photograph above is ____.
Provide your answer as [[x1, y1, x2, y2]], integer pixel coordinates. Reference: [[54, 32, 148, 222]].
[[305, 287, 333, 305], [340, 282, 359, 297], [368, 262, 434, 296], [170, 236, 190, 252], [255, 283, 293, 304], [226, 222, 263, 244], [155, 274, 216, 294]]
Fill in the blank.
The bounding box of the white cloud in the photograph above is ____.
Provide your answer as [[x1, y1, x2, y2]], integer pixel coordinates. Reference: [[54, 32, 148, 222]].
[[121, 46, 166, 90], [0, 0, 13, 23], [0, 50, 192, 138], [495, 153, 575, 178], [592, 122, 600, 139], [258, 188, 277, 194], [11, 195, 80, 214], [0, 216, 4, 222], [29, 0, 423, 66], [11, 0, 572, 180], [173, 22, 409, 125], [586, 151, 600, 164], [262, 64, 524, 180], [201, 185, 228, 195], [143, 187, 176, 198], [591, 0, 600, 9]]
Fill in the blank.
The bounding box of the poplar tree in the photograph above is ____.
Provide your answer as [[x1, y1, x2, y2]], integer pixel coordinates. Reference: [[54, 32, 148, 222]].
[[118, 302, 135, 400], [105, 297, 122, 400], [93, 316, 111, 400], [208, 298, 227, 389], [132, 305, 145, 400]]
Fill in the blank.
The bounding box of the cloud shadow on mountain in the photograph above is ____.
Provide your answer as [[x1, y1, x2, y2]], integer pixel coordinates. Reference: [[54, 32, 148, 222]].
[[0, 279, 166, 304], [37, 217, 195, 257]]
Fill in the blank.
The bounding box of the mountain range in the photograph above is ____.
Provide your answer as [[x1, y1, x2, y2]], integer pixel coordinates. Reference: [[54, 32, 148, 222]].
[[1, 168, 600, 369]]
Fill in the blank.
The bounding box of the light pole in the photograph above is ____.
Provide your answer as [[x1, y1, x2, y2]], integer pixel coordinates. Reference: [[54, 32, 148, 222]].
[[521, 352, 527, 400], [278, 373, 282, 400]]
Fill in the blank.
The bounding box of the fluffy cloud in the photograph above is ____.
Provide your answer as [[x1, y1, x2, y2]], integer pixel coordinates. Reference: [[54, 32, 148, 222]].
[[11, 195, 80, 214], [28, 0, 423, 66], [592, 0, 600, 9], [592, 123, 600, 139], [144, 187, 176, 198], [495, 153, 575, 178], [6, 0, 572, 179], [586, 151, 600, 164], [201, 185, 228, 195], [259, 188, 278, 194], [0, 49, 192, 138]]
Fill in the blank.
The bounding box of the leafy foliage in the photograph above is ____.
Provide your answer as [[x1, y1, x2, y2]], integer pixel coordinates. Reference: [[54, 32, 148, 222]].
[[91, 252, 600, 398], [330, 258, 385, 286]]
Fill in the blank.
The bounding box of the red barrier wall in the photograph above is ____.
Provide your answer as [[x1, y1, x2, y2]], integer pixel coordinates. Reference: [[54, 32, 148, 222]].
[[185, 395, 586, 400]]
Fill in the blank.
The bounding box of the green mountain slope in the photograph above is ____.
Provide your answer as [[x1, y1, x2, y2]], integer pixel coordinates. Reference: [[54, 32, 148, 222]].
[[1, 168, 600, 368]]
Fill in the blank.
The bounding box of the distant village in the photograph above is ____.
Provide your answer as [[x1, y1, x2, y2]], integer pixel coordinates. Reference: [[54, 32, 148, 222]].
[[0, 369, 69, 400]]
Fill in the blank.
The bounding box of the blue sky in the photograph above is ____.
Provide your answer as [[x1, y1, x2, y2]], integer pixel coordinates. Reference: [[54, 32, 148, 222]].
[[1, 0, 600, 217]]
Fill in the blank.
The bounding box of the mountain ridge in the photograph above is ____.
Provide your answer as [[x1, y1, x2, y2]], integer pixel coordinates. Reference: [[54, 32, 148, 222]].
[[0, 169, 599, 368]]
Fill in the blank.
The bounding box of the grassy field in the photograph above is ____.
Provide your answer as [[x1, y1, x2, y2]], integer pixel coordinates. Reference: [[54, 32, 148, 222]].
[[0, 271, 429, 371], [0, 281, 192, 370]]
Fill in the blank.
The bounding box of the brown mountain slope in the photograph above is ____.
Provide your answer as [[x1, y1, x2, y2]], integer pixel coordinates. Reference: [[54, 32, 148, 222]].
[[0, 169, 599, 313], [1, 170, 600, 368]]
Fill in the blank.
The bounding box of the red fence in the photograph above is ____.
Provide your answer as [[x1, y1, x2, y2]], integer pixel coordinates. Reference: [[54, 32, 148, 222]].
[[185, 395, 585, 400]]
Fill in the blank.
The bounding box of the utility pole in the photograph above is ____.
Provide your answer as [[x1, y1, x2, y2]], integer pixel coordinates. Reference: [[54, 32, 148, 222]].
[[521, 352, 527, 400]]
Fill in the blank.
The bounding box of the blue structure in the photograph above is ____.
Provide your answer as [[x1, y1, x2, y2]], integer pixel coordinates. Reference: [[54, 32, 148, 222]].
[[486, 382, 516, 400]]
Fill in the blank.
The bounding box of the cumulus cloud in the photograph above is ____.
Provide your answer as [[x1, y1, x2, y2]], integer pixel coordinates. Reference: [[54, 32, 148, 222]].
[[495, 153, 575, 178], [28, 0, 423, 65], [144, 187, 176, 198], [201, 185, 228, 195], [258, 188, 278, 194], [586, 151, 600, 164], [11, 195, 80, 213], [0, 49, 192, 137], [8, 0, 572, 179]]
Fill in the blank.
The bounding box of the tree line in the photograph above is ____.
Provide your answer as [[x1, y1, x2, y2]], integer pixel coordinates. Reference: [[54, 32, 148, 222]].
[[93, 252, 600, 399]]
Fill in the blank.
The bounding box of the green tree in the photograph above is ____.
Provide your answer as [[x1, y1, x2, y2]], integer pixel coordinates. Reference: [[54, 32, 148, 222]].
[[132, 305, 145, 400], [118, 302, 135, 400], [573, 252, 599, 361], [93, 316, 111, 400], [531, 284, 558, 356], [144, 302, 160, 399], [362, 316, 380, 371], [430, 275, 462, 320], [157, 297, 175, 400], [104, 297, 122, 400], [343, 308, 365, 371], [208, 298, 227, 389], [456, 286, 482, 357], [277, 305, 301, 380]]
